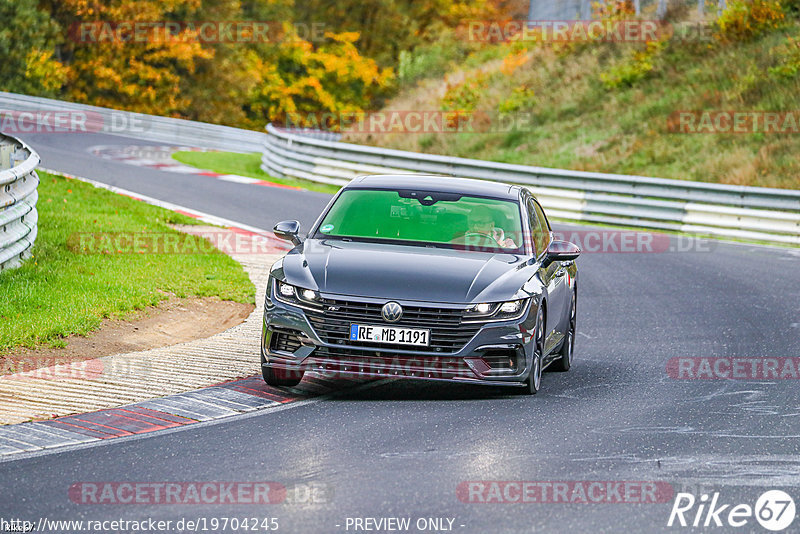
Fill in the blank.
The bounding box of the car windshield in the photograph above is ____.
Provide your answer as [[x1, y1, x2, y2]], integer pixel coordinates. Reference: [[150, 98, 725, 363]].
[[313, 188, 525, 253]]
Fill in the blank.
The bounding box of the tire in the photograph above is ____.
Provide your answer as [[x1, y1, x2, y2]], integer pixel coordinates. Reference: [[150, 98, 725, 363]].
[[261, 344, 304, 387], [518, 305, 545, 395], [552, 288, 576, 373]]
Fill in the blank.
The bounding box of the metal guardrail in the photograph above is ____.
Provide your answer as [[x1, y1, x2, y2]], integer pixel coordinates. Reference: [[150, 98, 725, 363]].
[[0, 133, 39, 271], [262, 124, 800, 245], [0, 92, 265, 153]]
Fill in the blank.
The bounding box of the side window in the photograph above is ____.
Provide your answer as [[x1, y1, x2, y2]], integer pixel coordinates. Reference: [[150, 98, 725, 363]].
[[532, 200, 551, 254], [526, 199, 546, 256]]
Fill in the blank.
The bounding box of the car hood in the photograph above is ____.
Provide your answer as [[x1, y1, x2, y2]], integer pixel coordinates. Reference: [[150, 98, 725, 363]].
[[277, 239, 535, 303]]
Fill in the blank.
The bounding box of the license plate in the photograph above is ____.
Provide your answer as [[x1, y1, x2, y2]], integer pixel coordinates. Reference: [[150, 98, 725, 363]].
[[349, 324, 430, 346]]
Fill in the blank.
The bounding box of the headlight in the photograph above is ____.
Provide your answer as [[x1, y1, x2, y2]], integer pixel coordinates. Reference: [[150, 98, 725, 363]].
[[464, 302, 500, 318], [274, 280, 321, 308], [464, 299, 529, 322], [299, 288, 320, 303], [278, 282, 295, 298], [499, 300, 522, 314]]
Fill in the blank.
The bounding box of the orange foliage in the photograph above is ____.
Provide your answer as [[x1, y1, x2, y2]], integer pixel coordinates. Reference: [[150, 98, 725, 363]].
[[249, 29, 393, 127], [44, 0, 212, 116]]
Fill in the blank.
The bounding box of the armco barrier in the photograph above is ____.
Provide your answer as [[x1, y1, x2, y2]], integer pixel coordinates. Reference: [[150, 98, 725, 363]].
[[0, 133, 39, 271], [261, 124, 800, 245]]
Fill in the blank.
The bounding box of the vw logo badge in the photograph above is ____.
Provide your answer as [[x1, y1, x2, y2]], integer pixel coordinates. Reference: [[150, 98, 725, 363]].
[[381, 301, 403, 323]]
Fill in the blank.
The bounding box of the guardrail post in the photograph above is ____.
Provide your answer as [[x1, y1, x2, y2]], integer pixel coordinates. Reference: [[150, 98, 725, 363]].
[[0, 139, 12, 170], [657, 0, 668, 19]]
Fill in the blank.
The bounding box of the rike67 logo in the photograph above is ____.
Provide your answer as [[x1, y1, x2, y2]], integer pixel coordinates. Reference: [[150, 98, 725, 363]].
[[668, 490, 796, 531]]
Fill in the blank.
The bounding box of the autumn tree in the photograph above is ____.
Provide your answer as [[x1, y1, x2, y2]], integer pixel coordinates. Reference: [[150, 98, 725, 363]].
[[0, 0, 65, 96], [178, 0, 262, 126], [40, 0, 215, 116], [246, 28, 393, 127]]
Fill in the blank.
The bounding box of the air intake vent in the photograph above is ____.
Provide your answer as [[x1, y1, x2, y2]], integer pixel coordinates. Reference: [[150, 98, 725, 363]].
[[269, 329, 302, 353]]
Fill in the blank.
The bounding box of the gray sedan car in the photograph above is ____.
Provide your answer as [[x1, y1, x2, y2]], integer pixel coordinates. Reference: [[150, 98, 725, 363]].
[[261, 174, 580, 394]]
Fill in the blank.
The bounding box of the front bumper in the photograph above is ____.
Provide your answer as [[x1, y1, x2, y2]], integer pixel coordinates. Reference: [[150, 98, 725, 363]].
[[261, 291, 536, 386]]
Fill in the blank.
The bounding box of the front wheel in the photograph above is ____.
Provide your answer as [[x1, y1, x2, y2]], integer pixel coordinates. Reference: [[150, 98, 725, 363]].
[[261, 348, 304, 387], [518, 305, 544, 395], [552, 289, 576, 372]]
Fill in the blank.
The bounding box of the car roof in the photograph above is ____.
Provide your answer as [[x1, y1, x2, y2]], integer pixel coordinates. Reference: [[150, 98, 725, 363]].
[[348, 174, 521, 200]]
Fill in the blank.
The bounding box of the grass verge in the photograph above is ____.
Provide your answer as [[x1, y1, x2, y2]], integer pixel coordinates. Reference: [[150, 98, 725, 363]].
[[0, 171, 255, 352], [171, 151, 340, 194]]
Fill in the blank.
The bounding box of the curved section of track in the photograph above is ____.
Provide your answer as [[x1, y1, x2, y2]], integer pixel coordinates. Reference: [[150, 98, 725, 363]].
[[2, 131, 799, 532]]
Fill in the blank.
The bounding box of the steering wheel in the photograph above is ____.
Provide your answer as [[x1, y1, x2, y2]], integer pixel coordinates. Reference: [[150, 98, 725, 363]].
[[463, 232, 498, 247]]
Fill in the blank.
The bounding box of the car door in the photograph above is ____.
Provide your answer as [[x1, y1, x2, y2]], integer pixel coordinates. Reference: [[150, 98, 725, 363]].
[[527, 198, 567, 355]]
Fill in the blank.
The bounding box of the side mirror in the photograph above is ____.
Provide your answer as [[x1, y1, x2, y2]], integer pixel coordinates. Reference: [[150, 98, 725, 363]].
[[544, 240, 581, 266], [273, 220, 302, 246]]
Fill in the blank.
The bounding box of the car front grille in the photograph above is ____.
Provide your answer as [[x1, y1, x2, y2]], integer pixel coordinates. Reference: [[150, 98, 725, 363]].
[[304, 298, 480, 353]]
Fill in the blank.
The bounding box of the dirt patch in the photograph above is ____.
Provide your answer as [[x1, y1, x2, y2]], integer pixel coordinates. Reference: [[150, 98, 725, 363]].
[[1, 297, 254, 376]]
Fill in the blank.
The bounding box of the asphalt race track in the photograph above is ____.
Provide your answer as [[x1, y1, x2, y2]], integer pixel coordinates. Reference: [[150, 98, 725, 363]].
[[2, 132, 799, 533]]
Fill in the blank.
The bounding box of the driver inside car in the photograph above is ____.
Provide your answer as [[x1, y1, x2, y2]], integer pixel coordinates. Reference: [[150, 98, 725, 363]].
[[459, 206, 518, 248]]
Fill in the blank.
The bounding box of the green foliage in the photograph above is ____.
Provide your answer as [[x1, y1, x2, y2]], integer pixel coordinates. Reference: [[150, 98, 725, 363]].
[[715, 0, 786, 42], [600, 40, 665, 89], [0, 0, 63, 96], [498, 85, 536, 113], [441, 73, 491, 112], [591, 0, 637, 19], [398, 41, 461, 86], [783, 0, 800, 16], [769, 33, 800, 78]]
